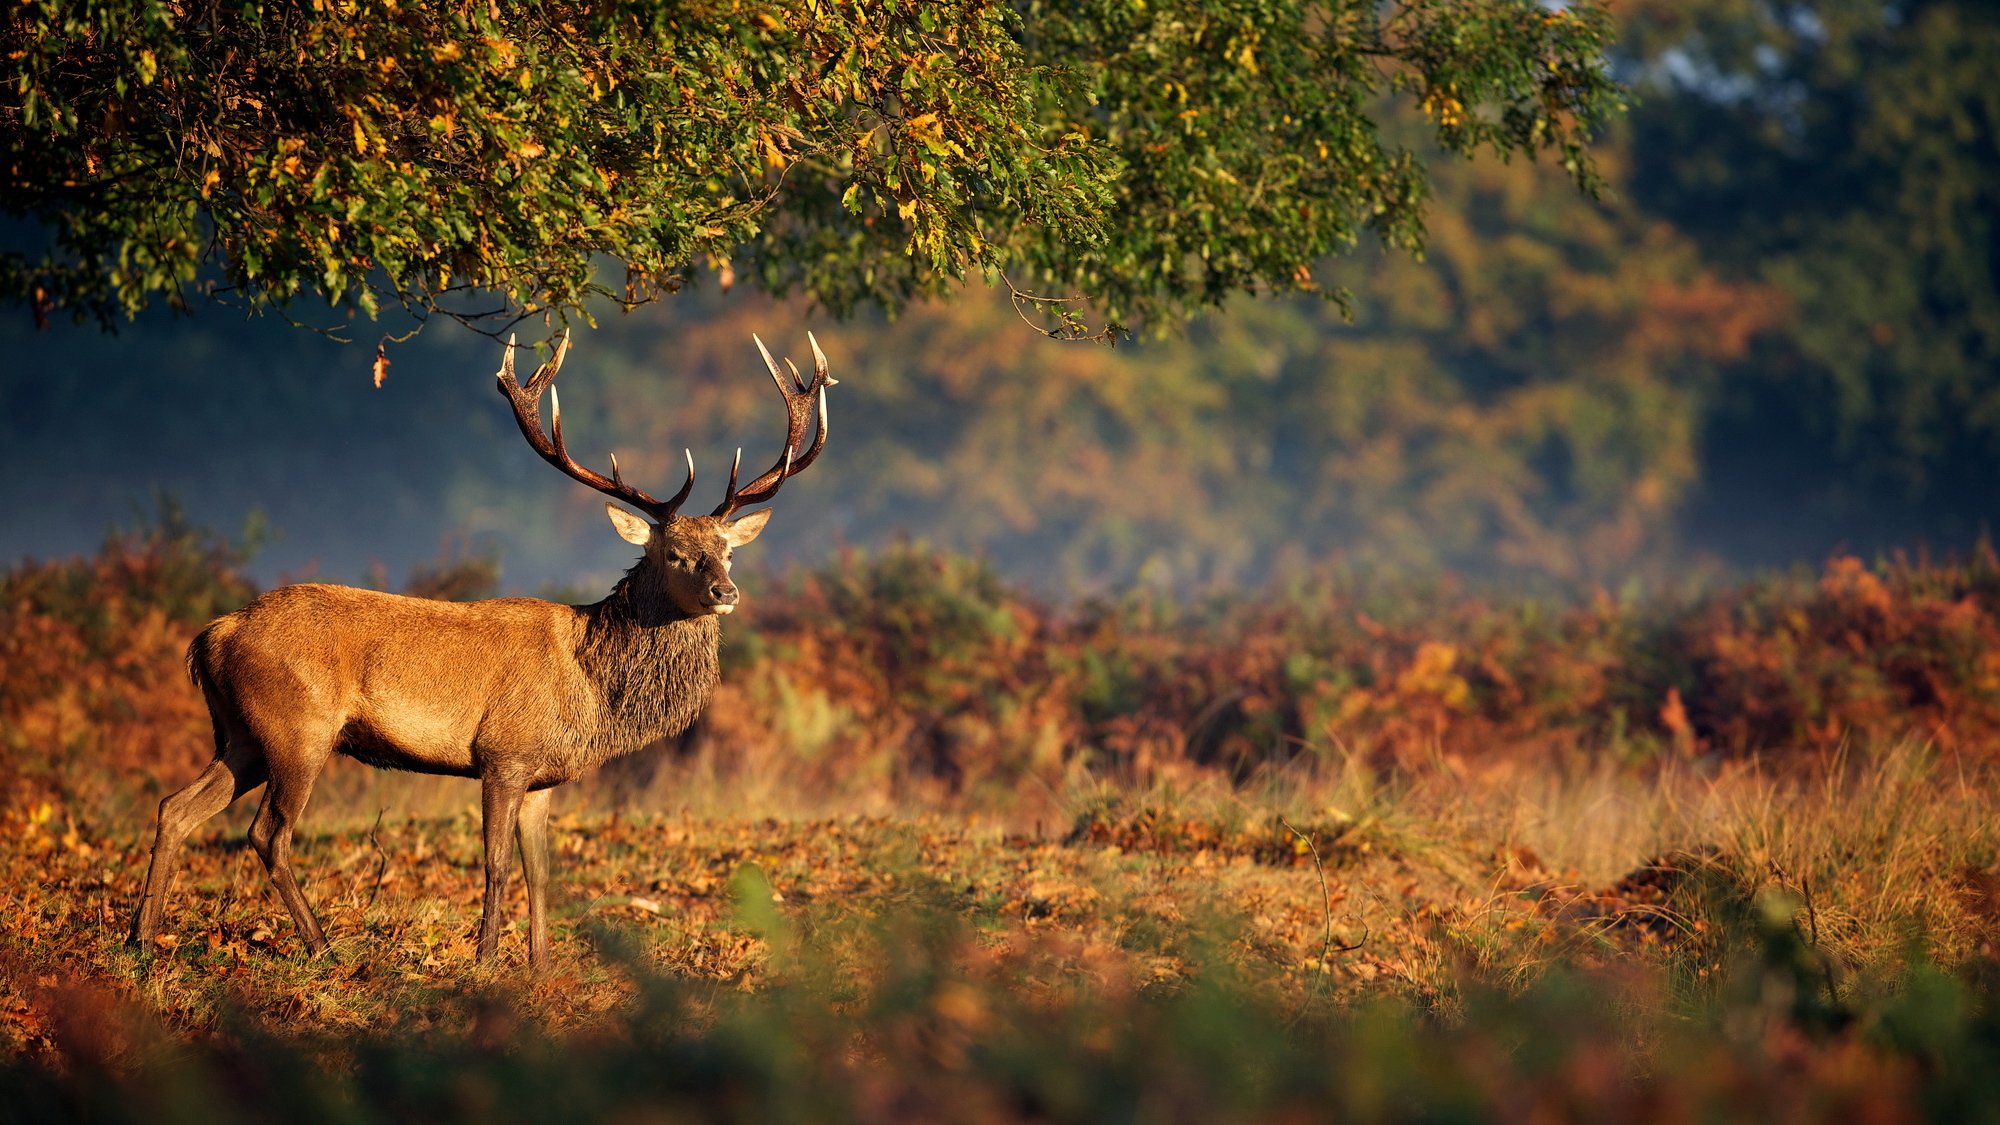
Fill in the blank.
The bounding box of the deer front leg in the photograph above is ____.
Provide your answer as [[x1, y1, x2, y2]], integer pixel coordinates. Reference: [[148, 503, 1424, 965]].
[[516, 787, 555, 969], [477, 775, 528, 963]]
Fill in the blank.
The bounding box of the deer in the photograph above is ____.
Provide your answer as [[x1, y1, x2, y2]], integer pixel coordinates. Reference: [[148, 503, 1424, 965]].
[[129, 330, 834, 967]]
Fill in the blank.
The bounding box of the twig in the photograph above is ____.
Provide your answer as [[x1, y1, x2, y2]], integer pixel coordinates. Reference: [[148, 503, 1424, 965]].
[[1799, 870, 1841, 1005], [1769, 859, 1841, 1006], [999, 270, 1124, 343], [363, 808, 392, 914], [1281, 816, 1365, 1026]]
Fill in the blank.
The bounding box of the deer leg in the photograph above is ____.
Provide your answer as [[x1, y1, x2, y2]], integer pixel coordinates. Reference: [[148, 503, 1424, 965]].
[[247, 764, 331, 958], [130, 740, 267, 947], [477, 776, 529, 963], [516, 787, 555, 969]]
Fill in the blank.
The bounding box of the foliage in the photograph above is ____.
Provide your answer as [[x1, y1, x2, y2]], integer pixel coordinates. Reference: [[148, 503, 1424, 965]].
[[0, 505, 258, 814], [9, 4, 1998, 591], [0, 499, 259, 640], [711, 544, 2000, 799], [1619, 0, 2000, 534], [574, 196, 1779, 594], [10, 523, 2000, 822], [1, 0, 1621, 335]]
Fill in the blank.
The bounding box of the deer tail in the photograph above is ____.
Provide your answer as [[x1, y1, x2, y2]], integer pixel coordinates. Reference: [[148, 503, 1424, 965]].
[[185, 621, 231, 761], [185, 621, 220, 690]]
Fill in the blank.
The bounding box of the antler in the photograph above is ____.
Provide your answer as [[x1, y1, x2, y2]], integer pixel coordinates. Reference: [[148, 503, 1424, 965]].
[[496, 331, 835, 525], [496, 331, 697, 522], [710, 332, 835, 518]]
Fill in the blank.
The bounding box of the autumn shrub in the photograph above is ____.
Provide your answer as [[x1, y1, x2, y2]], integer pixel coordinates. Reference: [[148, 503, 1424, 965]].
[[1666, 550, 2000, 752], [702, 544, 2000, 808], [8, 520, 2000, 826], [0, 506, 260, 818], [719, 544, 1067, 799]]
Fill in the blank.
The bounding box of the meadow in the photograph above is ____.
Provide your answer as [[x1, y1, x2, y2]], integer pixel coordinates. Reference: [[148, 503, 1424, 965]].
[[5, 517, 2000, 1121]]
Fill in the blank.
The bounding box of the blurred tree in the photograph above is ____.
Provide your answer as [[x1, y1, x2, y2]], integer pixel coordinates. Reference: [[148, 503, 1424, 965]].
[[578, 123, 1783, 591], [1618, 0, 2000, 558], [2, 1, 1619, 339]]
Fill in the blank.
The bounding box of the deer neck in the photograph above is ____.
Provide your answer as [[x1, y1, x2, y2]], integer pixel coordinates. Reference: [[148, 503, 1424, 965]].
[[576, 567, 723, 757]]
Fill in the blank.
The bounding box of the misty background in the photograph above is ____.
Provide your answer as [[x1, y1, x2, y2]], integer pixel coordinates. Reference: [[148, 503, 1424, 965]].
[[3, 3, 1995, 597]]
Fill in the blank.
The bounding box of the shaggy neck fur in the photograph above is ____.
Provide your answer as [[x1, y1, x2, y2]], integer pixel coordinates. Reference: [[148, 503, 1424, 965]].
[[576, 561, 722, 761]]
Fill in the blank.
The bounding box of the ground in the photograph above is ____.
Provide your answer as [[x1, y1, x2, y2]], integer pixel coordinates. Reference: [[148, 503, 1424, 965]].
[[2, 743, 1995, 1125]]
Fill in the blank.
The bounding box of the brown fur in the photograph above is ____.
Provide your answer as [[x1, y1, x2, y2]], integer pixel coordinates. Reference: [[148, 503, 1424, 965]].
[[131, 509, 767, 966]]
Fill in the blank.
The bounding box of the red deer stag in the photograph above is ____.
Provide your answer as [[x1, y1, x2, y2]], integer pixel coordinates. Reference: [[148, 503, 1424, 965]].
[[130, 331, 834, 966]]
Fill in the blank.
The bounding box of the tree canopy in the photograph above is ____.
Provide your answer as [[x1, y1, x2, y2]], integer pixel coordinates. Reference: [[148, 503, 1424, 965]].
[[6, 1, 1997, 590], [3, 0, 1620, 337]]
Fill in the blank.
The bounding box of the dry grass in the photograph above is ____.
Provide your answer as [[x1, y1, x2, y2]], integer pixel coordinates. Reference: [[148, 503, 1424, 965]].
[[6, 737, 1994, 1038], [6, 734, 2000, 1121]]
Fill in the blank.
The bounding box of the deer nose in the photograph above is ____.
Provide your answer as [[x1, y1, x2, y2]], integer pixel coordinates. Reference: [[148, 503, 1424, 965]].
[[707, 582, 739, 605]]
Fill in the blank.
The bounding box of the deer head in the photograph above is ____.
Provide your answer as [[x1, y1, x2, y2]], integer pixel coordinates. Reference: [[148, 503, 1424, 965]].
[[495, 331, 835, 619]]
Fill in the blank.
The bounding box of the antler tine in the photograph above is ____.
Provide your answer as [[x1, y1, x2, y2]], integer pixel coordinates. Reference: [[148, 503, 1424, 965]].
[[549, 383, 568, 457], [722, 447, 742, 507], [495, 333, 686, 521], [753, 334, 787, 394], [526, 330, 572, 396], [713, 335, 835, 516], [663, 448, 697, 513], [808, 331, 838, 386]]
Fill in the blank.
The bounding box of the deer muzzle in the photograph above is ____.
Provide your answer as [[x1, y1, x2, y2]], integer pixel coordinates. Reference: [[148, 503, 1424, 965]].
[[705, 582, 740, 614]]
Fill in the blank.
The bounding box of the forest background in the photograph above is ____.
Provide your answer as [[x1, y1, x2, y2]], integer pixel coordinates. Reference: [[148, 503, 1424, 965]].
[[4, 0, 1993, 598]]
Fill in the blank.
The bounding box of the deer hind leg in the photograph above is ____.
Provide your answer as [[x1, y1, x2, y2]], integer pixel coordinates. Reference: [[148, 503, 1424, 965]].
[[130, 736, 268, 947], [516, 787, 555, 969], [246, 735, 337, 958]]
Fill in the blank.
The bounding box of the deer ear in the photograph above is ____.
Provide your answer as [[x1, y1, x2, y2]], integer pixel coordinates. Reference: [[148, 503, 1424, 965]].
[[605, 503, 653, 546], [721, 507, 772, 547]]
